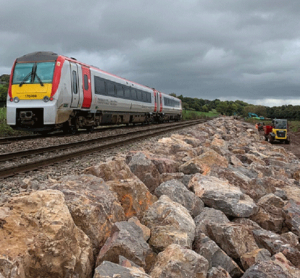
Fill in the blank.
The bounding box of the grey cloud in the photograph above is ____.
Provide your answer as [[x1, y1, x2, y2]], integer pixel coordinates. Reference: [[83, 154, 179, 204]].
[[1, 0, 300, 105]]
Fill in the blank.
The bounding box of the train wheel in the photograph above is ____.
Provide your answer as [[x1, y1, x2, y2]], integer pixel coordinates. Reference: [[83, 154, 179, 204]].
[[70, 127, 78, 134], [87, 126, 94, 133]]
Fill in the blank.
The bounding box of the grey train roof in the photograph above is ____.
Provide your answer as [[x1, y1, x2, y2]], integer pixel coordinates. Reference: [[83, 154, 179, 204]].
[[16, 52, 59, 62]]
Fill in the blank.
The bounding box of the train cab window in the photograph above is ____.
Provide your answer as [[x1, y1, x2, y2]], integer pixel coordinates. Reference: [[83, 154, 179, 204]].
[[137, 90, 142, 101], [72, 71, 77, 94], [84, 74, 89, 90], [94, 76, 107, 95]]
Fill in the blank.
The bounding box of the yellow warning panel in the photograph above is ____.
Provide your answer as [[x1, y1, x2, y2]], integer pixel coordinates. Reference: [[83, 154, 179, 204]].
[[11, 84, 52, 99]]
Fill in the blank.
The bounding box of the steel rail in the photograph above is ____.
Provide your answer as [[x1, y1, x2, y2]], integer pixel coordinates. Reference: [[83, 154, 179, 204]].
[[0, 120, 198, 144]]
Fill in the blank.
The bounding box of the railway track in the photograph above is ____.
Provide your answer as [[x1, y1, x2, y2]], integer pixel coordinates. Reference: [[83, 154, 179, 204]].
[[0, 120, 200, 145], [0, 119, 205, 178]]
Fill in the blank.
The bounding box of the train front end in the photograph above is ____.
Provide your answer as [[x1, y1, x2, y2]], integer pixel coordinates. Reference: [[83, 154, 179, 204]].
[[7, 52, 62, 132]]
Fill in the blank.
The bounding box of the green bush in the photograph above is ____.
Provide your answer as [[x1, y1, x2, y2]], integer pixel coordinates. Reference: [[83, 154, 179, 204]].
[[182, 109, 219, 120], [0, 84, 8, 102]]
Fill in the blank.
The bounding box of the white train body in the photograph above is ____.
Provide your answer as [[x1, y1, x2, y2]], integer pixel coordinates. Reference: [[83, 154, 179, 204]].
[[7, 52, 182, 133]]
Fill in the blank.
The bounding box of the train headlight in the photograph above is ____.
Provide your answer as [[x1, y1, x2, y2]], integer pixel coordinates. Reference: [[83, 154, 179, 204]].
[[43, 96, 50, 102], [13, 97, 20, 103]]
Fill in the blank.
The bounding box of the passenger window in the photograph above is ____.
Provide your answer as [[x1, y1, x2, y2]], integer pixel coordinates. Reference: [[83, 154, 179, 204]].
[[125, 87, 131, 99], [131, 89, 137, 100], [107, 82, 114, 96], [95, 76, 106, 95], [117, 85, 124, 97], [84, 74, 89, 90]]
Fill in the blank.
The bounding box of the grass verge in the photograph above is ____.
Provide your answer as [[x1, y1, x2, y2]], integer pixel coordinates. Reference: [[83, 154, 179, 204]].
[[182, 109, 219, 120]]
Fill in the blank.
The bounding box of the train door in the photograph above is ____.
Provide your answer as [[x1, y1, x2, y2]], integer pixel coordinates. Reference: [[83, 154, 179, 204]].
[[159, 92, 163, 112], [70, 63, 79, 108], [153, 91, 157, 112], [81, 66, 92, 108]]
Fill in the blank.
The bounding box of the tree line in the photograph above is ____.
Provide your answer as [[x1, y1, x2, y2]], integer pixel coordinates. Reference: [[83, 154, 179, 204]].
[[172, 93, 300, 120], [1, 74, 299, 120]]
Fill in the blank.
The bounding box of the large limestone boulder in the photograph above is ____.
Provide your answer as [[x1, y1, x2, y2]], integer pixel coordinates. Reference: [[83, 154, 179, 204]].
[[211, 167, 270, 201], [96, 221, 155, 272], [283, 199, 300, 237], [206, 222, 259, 260], [84, 158, 157, 220], [189, 174, 258, 218], [210, 136, 229, 156], [128, 217, 150, 241], [242, 252, 300, 278], [49, 174, 126, 256], [252, 228, 300, 268], [179, 149, 228, 175], [156, 134, 197, 160], [159, 172, 185, 184], [106, 178, 157, 220], [185, 129, 209, 142], [194, 207, 229, 236], [126, 151, 180, 174], [154, 179, 204, 218], [207, 267, 232, 278], [141, 195, 196, 252], [240, 248, 271, 271], [193, 232, 243, 278], [84, 158, 135, 180], [126, 152, 161, 193], [149, 155, 180, 174], [250, 193, 285, 233], [283, 185, 300, 203], [150, 244, 209, 278], [0, 190, 93, 278], [94, 261, 151, 278]]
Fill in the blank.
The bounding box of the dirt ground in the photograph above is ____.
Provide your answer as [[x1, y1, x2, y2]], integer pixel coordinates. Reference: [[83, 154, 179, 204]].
[[259, 129, 300, 159], [280, 130, 300, 159]]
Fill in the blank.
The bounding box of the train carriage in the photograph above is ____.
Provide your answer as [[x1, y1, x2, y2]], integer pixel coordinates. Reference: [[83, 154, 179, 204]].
[[7, 51, 182, 133], [155, 90, 182, 122]]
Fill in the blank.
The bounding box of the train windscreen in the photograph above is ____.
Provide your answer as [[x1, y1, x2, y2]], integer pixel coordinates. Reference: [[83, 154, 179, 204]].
[[12, 62, 55, 85]]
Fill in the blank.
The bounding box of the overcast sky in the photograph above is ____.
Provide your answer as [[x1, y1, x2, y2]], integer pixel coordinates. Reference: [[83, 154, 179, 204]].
[[1, 0, 300, 106]]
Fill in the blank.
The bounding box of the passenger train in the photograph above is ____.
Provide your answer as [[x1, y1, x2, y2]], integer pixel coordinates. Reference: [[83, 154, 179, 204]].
[[7, 51, 182, 133]]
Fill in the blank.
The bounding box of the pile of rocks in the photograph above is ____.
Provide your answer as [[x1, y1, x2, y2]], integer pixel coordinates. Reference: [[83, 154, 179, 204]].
[[0, 117, 300, 278]]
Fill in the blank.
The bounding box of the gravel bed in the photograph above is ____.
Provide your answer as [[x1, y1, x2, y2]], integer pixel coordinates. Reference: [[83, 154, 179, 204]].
[[0, 123, 177, 154], [0, 129, 156, 169], [0, 125, 196, 204]]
